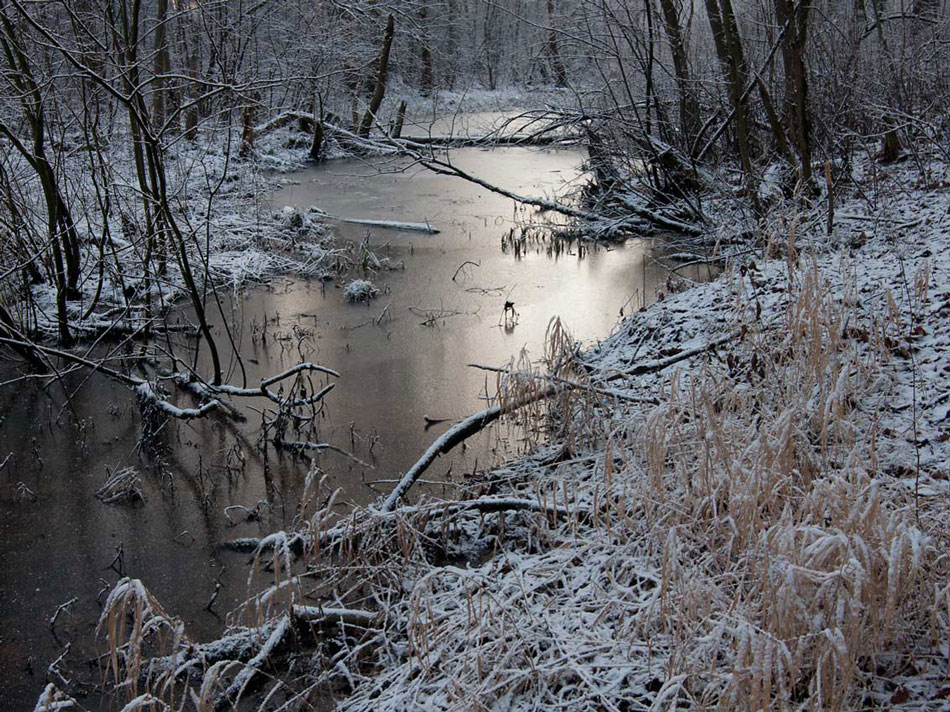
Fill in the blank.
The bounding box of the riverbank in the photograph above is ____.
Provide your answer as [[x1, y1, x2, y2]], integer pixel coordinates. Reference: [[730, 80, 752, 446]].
[[22, 141, 950, 711], [289, 152, 950, 710], [11, 136, 690, 711]]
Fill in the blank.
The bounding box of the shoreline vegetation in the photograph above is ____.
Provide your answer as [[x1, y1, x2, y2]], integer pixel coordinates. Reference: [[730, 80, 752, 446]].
[[27, 133, 950, 710], [2, 0, 949, 708]]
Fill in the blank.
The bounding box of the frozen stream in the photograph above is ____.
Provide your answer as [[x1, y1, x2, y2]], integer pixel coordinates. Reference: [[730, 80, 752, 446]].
[[0, 145, 707, 707]]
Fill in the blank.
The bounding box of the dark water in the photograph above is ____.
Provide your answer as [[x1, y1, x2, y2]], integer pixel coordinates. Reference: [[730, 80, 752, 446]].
[[0, 146, 705, 708]]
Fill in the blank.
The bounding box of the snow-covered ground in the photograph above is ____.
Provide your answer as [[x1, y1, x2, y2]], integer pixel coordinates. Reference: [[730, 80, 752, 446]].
[[319, 154, 950, 711], [28, 135, 950, 710], [7, 122, 355, 341]]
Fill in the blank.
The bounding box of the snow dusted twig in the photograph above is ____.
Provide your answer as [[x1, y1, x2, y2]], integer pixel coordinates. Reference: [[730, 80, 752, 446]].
[[116, 694, 170, 711], [135, 382, 222, 420], [32, 683, 81, 712], [95, 467, 145, 504], [216, 614, 292, 710], [260, 362, 339, 388], [48, 597, 79, 632], [47, 643, 71, 687], [14, 481, 37, 502], [168, 375, 246, 421], [291, 605, 378, 628]]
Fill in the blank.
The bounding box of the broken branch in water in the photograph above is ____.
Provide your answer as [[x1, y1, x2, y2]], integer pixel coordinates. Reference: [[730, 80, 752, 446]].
[[409, 305, 467, 326], [381, 331, 739, 511], [423, 414, 453, 427], [277, 440, 373, 468], [48, 597, 78, 633]]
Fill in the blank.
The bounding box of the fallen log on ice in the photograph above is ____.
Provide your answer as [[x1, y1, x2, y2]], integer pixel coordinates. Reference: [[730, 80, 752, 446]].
[[391, 140, 705, 237], [396, 132, 581, 147], [308, 208, 439, 234]]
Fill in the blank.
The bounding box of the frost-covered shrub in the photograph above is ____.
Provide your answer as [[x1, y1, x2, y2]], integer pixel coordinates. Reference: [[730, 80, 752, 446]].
[[278, 205, 304, 229], [344, 279, 379, 303]]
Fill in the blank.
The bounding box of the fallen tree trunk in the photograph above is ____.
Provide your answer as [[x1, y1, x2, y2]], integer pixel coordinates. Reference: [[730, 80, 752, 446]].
[[395, 141, 704, 236], [308, 208, 439, 234], [380, 385, 561, 512]]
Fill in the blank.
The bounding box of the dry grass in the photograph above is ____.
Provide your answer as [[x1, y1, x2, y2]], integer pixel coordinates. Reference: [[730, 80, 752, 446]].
[[87, 236, 949, 711], [334, 248, 948, 710]]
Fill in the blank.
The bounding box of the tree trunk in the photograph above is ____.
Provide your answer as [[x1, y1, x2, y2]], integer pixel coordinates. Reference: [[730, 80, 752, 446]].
[[704, 0, 756, 193], [152, 0, 170, 129], [658, 0, 699, 142], [755, 74, 792, 162], [310, 95, 324, 161], [773, 0, 812, 182], [358, 14, 395, 139], [393, 100, 407, 138], [240, 98, 255, 157], [183, 34, 199, 140], [419, 4, 433, 95], [546, 0, 568, 87]]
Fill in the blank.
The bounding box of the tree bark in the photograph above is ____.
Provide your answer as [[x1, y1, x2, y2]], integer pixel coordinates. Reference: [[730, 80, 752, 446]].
[[419, 3, 433, 95], [152, 0, 170, 129], [310, 95, 325, 161], [359, 14, 395, 139], [546, 0, 568, 87], [704, 0, 757, 199], [773, 0, 812, 182], [658, 0, 699, 142]]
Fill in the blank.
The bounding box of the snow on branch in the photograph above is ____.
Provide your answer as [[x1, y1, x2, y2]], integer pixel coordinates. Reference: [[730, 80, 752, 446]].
[[32, 684, 81, 712]]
